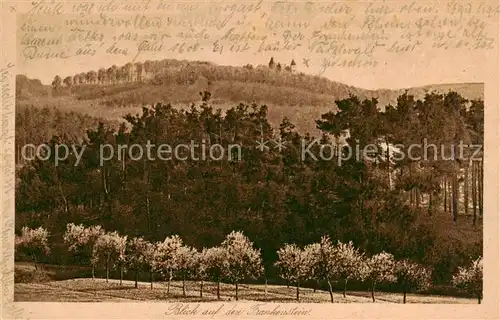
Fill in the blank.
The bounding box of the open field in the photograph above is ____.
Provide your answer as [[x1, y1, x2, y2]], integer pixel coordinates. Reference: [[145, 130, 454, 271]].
[[14, 278, 476, 304], [14, 264, 475, 304]]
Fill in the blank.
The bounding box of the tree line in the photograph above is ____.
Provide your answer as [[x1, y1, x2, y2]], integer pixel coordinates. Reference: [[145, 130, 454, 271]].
[[52, 58, 300, 90], [15, 224, 483, 303], [51, 61, 153, 90], [16, 91, 483, 287], [49, 58, 365, 110]]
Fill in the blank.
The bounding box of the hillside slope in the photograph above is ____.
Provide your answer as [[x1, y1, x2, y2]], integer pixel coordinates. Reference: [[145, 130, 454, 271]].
[[16, 59, 484, 134]]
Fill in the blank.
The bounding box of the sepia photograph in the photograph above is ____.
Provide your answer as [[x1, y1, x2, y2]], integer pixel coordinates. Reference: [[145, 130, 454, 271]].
[[13, 56, 486, 305], [2, 0, 499, 318]]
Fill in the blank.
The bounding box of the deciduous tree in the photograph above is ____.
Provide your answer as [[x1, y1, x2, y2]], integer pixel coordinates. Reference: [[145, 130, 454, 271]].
[[125, 237, 155, 288], [395, 259, 431, 303], [364, 251, 397, 302], [452, 257, 483, 304], [92, 231, 127, 282], [156, 235, 183, 295], [203, 246, 228, 300], [175, 244, 198, 297], [222, 231, 264, 301], [332, 241, 365, 298], [275, 243, 313, 301], [63, 223, 105, 279], [15, 226, 50, 270]]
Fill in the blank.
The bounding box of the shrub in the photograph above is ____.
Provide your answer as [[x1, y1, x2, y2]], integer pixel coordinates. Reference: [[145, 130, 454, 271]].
[[14, 265, 53, 283]]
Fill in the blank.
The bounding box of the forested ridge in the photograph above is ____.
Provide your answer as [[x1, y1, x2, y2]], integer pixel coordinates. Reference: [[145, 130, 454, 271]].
[[18, 59, 484, 108], [16, 59, 483, 134], [16, 88, 483, 291]]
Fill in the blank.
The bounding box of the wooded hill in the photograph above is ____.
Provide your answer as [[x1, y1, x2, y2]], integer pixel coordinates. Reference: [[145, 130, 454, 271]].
[[16, 59, 483, 135]]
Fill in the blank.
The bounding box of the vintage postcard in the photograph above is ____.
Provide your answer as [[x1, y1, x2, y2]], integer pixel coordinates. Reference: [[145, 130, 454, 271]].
[[1, 0, 499, 318]]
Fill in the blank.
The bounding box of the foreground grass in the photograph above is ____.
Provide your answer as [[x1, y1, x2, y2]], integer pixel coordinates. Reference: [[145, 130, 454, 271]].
[[14, 277, 475, 304]]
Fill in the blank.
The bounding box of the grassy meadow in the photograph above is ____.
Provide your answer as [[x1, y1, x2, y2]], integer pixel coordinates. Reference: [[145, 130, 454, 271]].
[[14, 263, 476, 304]]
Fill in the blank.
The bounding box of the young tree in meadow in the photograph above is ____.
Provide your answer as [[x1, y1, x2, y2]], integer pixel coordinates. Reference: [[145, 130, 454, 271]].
[[275, 243, 313, 301], [452, 257, 483, 304], [395, 259, 432, 303], [193, 249, 209, 298], [275, 245, 294, 288], [144, 242, 161, 289], [125, 237, 156, 288], [92, 231, 127, 282], [364, 252, 397, 302], [304, 243, 322, 293], [306, 236, 337, 303], [63, 223, 105, 279], [15, 226, 50, 270], [203, 246, 228, 300], [116, 235, 127, 285], [333, 241, 366, 298], [156, 235, 183, 295], [126, 237, 149, 288], [175, 245, 198, 297], [221, 231, 264, 301]]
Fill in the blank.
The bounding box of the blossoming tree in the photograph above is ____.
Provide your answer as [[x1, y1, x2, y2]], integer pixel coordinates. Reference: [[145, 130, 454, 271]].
[[395, 259, 431, 303], [156, 235, 183, 295], [192, 249, 209, 298], [275, 243, 314, 301], [452, 256, 483, 304], [175, 244, 198, 297], [364, 251, 397, 302], [306, 236, 336, 303], [63, 223, 105, 279], [333, 240, 366, 298], [15, 226, 50, 270], [126, 237, 157, 288], [92, 231, 127, 282], [203, 246, 228, 300], [221, 231, 264, 301]]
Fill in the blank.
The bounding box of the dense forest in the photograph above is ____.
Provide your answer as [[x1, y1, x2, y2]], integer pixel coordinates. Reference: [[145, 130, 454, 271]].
[[15, 90, 483, 289], [15, 105, 120, 167]]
